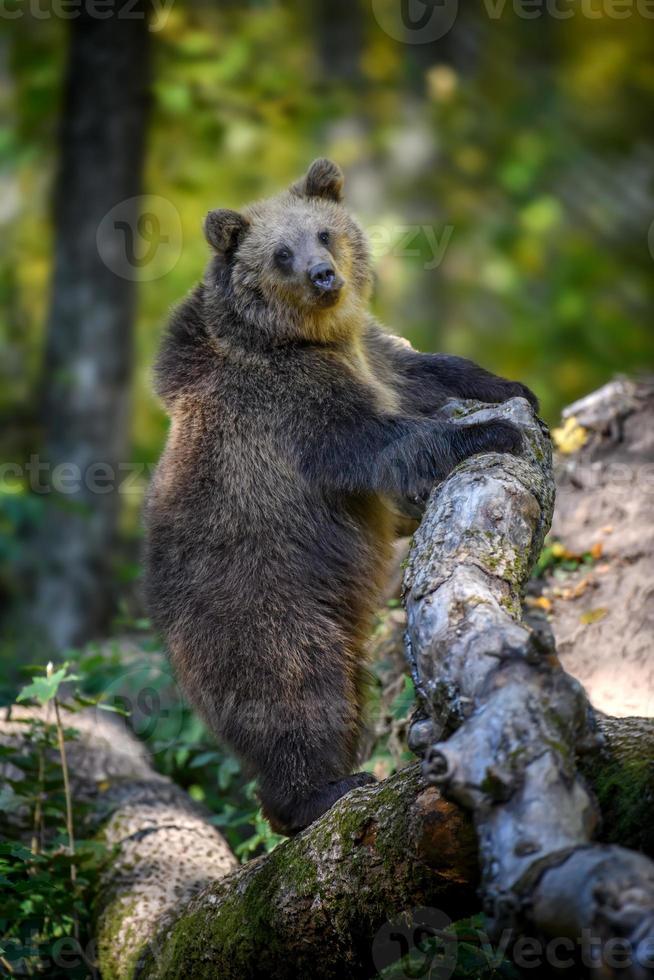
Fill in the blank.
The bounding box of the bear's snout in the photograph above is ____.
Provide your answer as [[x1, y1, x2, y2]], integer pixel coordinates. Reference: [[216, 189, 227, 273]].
[[308, 262, 341, 294]]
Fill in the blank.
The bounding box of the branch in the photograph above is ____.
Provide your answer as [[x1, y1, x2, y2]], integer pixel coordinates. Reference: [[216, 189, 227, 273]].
[[404, 396, 654, 976]]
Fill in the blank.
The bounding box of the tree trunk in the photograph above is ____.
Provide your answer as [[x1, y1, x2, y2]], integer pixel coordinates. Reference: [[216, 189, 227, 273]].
[[311, 0, 364, 83], [33, 8, 151, 651], [404, 395, 654, 977]]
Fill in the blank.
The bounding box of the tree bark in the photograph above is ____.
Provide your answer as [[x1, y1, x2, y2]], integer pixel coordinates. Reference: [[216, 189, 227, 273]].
[[404, 396, 654, 977], [32, 7, 151, 651]]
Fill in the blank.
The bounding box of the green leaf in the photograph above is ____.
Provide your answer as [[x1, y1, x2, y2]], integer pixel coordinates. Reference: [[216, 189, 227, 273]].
[[0, 785, 25, 814], [189, 750, 221, 769], [16, 667, 68, 706], [217, 755, 241, 790]]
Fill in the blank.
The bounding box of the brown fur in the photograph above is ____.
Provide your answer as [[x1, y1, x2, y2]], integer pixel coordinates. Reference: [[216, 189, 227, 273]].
[[144, 160, 537, 834]]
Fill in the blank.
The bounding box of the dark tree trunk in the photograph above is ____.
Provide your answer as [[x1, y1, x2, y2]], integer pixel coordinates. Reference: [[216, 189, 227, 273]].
[[312, 0, 364, 83], [33, 8, 151, 650]]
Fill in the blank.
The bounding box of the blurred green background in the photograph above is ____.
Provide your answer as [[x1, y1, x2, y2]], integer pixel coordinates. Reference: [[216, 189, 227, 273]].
[[1, 0, 654, 658]]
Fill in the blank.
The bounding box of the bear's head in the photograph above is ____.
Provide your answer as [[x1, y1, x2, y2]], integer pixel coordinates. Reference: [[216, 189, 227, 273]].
[[203, 159, 373, 346]]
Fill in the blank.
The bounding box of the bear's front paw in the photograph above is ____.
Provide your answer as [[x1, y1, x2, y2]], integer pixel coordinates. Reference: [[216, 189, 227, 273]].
[[507, 382, 539, 413], [467, 420, 523, 457], [337, 771, 377, 790]]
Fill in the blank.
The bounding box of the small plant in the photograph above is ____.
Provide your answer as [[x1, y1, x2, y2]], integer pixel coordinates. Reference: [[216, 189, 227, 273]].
[[0, 663, 118, 978]]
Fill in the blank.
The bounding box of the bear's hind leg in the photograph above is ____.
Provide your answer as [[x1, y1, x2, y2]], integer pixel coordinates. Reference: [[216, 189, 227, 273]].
[[262, 771, 376, 836], [252, 703, 376, 836]]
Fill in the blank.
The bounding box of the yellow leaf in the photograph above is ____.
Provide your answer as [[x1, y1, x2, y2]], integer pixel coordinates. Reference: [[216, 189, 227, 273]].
[[552, 416, 589, 455], [526, 595, 552, 611], [580, 607, 608, 626]]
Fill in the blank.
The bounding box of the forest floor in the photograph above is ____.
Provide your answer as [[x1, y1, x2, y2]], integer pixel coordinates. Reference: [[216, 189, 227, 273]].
[[529, 381, 654, 718]]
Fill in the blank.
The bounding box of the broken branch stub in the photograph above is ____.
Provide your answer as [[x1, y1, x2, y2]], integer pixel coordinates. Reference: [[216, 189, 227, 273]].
[[403, 396, 654, 976]]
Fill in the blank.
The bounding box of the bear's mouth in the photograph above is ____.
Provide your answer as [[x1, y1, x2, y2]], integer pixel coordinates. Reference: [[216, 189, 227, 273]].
[[314, 287, 342, 309]]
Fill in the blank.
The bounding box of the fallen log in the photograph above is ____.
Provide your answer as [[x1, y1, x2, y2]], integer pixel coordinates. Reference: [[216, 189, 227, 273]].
[[404, 396, 654, 977]]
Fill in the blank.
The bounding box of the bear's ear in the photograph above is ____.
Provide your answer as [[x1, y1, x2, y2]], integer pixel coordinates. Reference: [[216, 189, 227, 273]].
[[291, 158, 344, 203], [204, 209, 249, 257]]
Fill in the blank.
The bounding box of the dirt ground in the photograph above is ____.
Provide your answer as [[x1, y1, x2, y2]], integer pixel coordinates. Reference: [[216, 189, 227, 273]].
[[534, 380, 654, 718]]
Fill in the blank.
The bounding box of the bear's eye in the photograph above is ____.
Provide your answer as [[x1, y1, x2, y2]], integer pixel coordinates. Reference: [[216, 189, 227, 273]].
[[318, 230, 330, 246], [275, 246, 293, 265]]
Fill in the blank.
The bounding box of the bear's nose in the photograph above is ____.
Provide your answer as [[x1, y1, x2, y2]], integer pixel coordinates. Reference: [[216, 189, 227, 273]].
[[309, 262, 337, 292]]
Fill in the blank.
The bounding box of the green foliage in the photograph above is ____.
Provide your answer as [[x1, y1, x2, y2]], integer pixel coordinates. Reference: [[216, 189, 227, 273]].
[[211, 781, 284, 860], [0, 839, 103, 979], [0, 646, 282, 977], [0, 666, 109, 978]]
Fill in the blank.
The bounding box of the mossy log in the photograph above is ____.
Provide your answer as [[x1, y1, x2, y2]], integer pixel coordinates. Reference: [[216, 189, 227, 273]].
[[136, 766, 479, 980], [404, 396, 654, 976]]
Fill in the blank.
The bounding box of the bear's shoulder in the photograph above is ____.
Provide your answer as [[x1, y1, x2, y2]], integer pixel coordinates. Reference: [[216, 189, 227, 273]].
[[154, 284, 220, 407]]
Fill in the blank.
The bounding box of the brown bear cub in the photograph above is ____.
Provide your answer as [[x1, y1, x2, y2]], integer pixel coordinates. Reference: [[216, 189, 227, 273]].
[[144, 159, 537, 836]]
